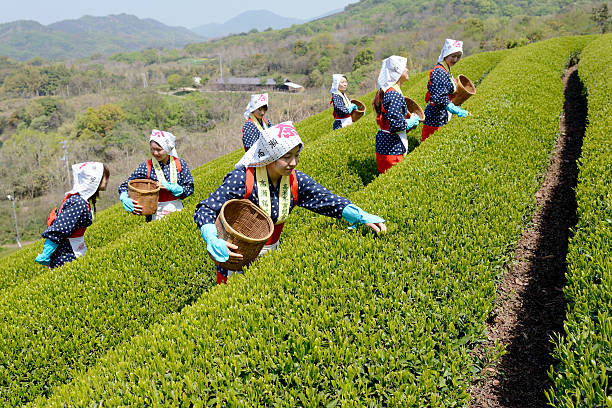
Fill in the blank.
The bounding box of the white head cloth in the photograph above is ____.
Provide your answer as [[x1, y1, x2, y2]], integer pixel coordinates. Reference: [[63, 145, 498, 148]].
[[66, 161, 104, 201], [235, 121, 303, 169], [149, 129, 178, 158], [329, 74, 346, 95], [377, 55, 408, 92], [438, 39, 464, 63], [244, 93, 269, 120]]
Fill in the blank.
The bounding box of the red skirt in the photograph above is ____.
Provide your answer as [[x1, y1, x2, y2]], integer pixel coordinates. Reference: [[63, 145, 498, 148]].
[[421, 124, 440, 142], [376, 153, 403, 174]]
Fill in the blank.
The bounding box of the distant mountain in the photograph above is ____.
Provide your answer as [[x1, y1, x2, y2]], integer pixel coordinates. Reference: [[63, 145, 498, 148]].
[[0, 14, 203, 61], [191, 10, 305, 39]]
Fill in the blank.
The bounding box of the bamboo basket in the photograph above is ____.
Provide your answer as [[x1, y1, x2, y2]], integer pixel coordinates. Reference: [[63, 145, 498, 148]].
[[404, 97, 425, 121], [128, 179, 160, 216], [212, 199, 274, 270], [451, 74, 476, 106], [350, 99, 366, 122]]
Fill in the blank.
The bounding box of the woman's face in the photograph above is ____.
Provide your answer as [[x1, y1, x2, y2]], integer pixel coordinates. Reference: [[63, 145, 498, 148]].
[[267, 145, 300, 178], [338, 77, 348, 92], [150, 141, 169, 163], [397, 68, 409, 84], [253, 105, 267, 119], [444, 52, 462, 67]]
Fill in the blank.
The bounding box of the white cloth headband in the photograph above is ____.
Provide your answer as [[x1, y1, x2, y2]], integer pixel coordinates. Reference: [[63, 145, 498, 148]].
[[244, 93, 269, 120], [329, 74, 346, 95], [149, 129, 178, 158], [235, 121, 303, 169], [377, 55, 407, 92], [66, 161, 104, 200], [438, 39, 463, 63]]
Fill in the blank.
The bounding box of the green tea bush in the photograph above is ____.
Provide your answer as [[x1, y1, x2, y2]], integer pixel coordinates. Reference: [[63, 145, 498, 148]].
[[546, 33, 612, 408], [34, 38, 590, 406]]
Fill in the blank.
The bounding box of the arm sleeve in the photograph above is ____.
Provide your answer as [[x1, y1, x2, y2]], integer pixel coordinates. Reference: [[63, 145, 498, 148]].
[[118, 162, 148, 194], [332, 93, 351, 117], [41, 196, 91, 243], [295, 171, 351, 219], [242, 122, 260, 150], [177, 159, 194, 200], [194, 169, 246, 228], [385, 92, 408, 133], [428, 68, 453, 107]]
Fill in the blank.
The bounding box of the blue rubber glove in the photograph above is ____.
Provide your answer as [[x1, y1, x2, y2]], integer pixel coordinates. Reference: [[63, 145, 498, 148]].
[[348, 103, 358, 113], [35, 239, 59, 266], [200, 224, 229, 262], [342, 204, 385, 230], [119, 191, 134, 213], [405, 114, 420, 130], [445, 102, 469, 117], [162, 181, 184, 197]]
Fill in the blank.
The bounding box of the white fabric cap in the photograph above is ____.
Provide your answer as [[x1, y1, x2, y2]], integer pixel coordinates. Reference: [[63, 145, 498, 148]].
[[66, 161, 104, 201], [235, 121, 303, 169], [149, 129, 178, 158], [438, 39, 463, 63], [377, 55, 408, 92], [244, 93, 269, 120], [329, 74, 346, 95]]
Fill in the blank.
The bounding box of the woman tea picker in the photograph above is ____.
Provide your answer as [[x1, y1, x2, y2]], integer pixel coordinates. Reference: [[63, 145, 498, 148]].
[[194, 121, 387, 284], [35, 162, 110, 268], [421, 39, 469, 142], [119, 130, 194, 221], [373, 55, 421, 174], [242, 93, 273, 150], [330, 74, 359, 130]]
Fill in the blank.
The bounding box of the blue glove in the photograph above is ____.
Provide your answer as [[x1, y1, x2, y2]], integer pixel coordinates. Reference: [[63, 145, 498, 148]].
[[405, 114, 420, 130], [162, 181, 184, 197], [348, 103, 358, 113], [35, 239, 59, 266], [342, 204, 385, 230], [120, 191, 134, 213], [445, 102, 469, 117], [200, 224, 229, 262]]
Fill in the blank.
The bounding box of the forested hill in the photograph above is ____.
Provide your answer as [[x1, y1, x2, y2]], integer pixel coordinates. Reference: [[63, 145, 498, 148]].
[[0, 14, 203, 61]]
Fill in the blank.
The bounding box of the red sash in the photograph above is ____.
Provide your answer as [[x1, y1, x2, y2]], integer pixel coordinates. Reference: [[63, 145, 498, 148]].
[[330, 98, 351, 119], [146, 157, 183, 202], [244, 167, 298, 245], [376, 87, 401, 131]]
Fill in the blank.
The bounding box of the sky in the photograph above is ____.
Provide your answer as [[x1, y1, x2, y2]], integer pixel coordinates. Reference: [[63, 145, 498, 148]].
[[0, 0, 358, 28]]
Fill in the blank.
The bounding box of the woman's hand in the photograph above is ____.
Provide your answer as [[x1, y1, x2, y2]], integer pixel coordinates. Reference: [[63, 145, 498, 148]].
[[131, 200, 143, 215], [226, 241, 243, 260], [365, 222, 387, 234]]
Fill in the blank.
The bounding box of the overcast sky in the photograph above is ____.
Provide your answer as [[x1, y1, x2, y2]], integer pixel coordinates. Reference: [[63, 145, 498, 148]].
[[0, 0, 357, 28]]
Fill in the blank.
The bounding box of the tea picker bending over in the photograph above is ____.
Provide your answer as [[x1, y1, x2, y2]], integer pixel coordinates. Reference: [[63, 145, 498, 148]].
[[421, 38, 469, 142], [373, 55, 421, 174], [330, 74, 358, 130], [118, 130, 194, 221], [194, 121, 386, 284], [35, 162, 109, 268], [243, 93, 273, 150]]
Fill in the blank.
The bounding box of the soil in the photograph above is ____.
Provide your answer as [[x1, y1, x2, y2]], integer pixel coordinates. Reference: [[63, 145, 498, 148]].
[[469, 65, 587, 407]]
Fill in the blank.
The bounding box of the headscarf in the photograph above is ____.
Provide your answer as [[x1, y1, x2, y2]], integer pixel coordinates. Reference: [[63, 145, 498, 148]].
[[377, 55, 408, 92], [329, 74, 346, 95], [438, 39, 463, 63], [244, 93, 269, 120], [235, 121, 303, 169], [66, 161, 104, 201], [149, 129, 178, 158]]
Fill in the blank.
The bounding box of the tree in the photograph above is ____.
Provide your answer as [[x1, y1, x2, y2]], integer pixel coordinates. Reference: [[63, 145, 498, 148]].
[[167, 74, 193, 89], [352, 48, 374, 71], [592, 4, 610, 33], [76, 104, 126, 139]]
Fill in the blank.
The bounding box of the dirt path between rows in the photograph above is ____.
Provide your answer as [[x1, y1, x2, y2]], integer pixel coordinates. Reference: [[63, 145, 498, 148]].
[[469, 64, 587, 407]]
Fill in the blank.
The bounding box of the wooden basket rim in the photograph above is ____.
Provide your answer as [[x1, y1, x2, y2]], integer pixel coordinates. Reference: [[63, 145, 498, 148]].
[[128, 179, 160, 194], [219, 199, 274, 243]]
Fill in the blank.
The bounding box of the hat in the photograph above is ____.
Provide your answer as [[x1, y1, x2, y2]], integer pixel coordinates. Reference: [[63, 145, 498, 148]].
[[377, 55, 408, 92], [66, 161, 104, 201], [149, 129, 178, 158], [235, 121, 303, 169], [244, 93, 269, 120], [329, 74, 346, 95], [438, 39, 463, 63]]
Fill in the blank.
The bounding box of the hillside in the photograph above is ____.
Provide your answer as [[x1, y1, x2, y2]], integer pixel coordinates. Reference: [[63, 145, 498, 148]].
[[0, 14, 203, 61], [191, 10, 305, 39]]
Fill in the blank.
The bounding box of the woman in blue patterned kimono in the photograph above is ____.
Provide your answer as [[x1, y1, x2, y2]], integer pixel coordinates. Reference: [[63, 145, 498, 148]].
[[242, 93, 273, 150], [119, 129, 194, 221], [35, 161, 110, 268], [194, 121, 386, 284], [330, 74, 358, 130], [422, 39, 469, 142]]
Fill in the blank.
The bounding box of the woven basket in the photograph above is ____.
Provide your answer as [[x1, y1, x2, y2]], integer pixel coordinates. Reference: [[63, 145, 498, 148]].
[[350, 99, 366, 122], [451, 74, 476, 106], [128, 179, 160, 216], [212, 199, 274, 270], [404, 97, 425, 121]]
